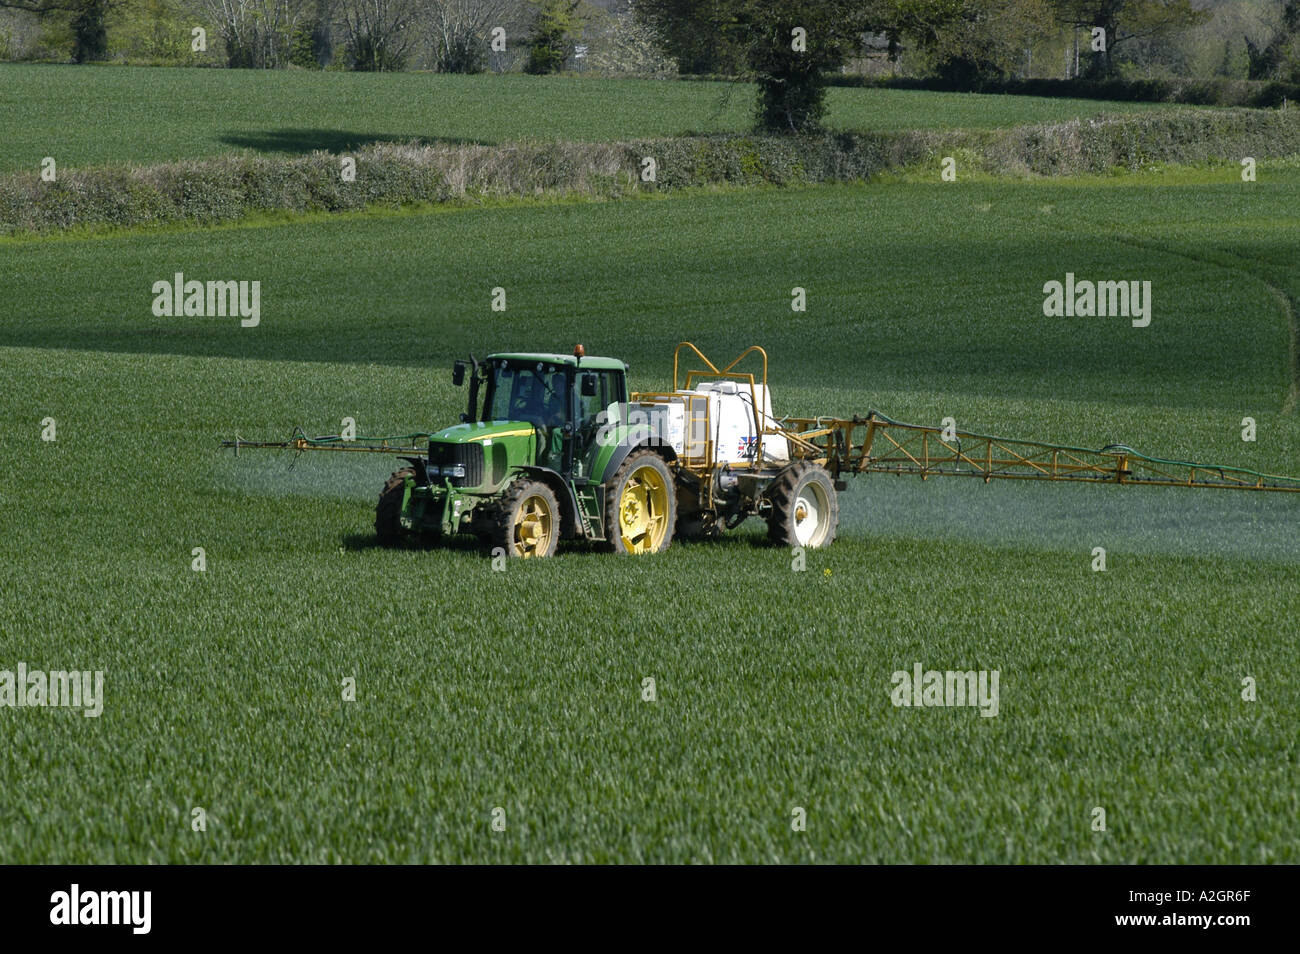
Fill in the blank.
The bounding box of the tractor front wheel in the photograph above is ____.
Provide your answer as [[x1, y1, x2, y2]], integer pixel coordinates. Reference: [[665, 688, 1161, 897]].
[[492, 479, 560, 558], [766, 461, 839, 549], [375, 468, 415, 547], [604, 450, 676, 554]]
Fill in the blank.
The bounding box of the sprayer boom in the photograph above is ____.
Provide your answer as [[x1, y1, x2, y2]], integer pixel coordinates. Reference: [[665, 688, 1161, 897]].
[[781, 411, 1300, 493], [221, 427, 433, 457]]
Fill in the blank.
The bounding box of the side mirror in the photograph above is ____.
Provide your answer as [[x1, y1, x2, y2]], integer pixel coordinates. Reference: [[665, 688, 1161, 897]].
[[580, 374, 597, 397], [452, 362, 466, 387]]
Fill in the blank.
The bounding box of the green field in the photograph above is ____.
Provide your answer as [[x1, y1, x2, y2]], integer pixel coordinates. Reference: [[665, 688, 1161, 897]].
[[2, 170, 1298, 862], [0, 64, 1178, 173]]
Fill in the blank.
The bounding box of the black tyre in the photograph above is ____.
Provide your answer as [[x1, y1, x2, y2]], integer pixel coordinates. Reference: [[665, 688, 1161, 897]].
[[766, 461, 838, 549], [491, 479, 560, 558], [603, 450, 676, 554], [375, 468, 414, 547]]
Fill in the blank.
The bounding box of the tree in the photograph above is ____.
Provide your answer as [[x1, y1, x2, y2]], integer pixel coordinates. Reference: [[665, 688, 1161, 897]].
[[633, 0, 872, 130], [632, 0, 746, 73], [524, 0, 580, 73], [0, 0, 122, 61], [900, 0, 1053, 84], [738, 0, 871, 131], [289, 0, 334, 67], [113, 0, 198, 63], [1245, 0, 1300, 80], [338, 0, 417, 70], [423, 0, 530, 73], [1052, 0, 1208, 78], [587, 4, 677, 75], [199, 0, 308, 67]]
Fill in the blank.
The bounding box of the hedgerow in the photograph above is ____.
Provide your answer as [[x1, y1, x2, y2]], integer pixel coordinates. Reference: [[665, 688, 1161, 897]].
[[3, 107, 1297, 234]]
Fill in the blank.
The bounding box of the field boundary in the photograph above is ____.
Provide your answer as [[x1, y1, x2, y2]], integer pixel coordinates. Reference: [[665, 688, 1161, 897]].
[[3, 107, 1299, 235]]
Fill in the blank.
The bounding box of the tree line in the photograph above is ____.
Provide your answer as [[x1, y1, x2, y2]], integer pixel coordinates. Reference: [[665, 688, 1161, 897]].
[[4, 1, 1300, 132], [0, 0, 603, 70]]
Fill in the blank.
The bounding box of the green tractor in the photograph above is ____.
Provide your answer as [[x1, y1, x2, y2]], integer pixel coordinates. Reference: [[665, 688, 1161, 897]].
[[376, 346, 679, 557]]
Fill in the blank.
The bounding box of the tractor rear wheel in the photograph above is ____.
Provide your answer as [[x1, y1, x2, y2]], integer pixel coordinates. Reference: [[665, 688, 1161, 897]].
[[492, 479, 560, 558], [375, 468, 414, 547], [766, 461, 838, 549], [605, 450, 676, 554]]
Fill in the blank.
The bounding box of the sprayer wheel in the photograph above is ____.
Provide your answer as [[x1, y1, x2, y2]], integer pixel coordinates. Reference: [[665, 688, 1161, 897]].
[[766, 461, 839, 549]]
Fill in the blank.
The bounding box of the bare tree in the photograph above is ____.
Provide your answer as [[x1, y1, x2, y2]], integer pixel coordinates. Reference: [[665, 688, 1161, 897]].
[[423, 0, 530, 72], [198, 0, 308, 67], [337, 0, 418, 69]]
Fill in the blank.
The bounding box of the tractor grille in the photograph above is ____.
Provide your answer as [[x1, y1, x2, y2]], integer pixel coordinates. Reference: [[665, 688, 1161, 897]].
[[428, 440, 484, 488]]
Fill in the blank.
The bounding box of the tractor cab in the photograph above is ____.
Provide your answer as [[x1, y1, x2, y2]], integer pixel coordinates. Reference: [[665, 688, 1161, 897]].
[[454, 346, 628, 479]]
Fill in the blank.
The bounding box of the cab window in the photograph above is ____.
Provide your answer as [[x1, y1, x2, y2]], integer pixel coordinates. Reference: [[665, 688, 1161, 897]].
[[576, 370, 626, 426], [487, 362, 569, 428]]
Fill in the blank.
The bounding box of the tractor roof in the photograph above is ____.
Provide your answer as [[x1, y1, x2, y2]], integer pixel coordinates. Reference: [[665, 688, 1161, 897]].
[[487, 352, 626, 371]]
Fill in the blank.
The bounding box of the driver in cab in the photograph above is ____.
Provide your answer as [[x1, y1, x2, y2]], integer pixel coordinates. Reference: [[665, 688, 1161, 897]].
[[512, 372, 567, 467]]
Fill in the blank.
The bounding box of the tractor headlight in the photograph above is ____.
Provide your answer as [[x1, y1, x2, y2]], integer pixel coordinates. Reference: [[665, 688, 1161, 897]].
[[425, 463, 465, 478]]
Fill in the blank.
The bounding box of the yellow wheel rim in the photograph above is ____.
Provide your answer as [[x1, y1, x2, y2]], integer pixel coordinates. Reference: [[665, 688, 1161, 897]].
[[618, 465, 669, 553], [513, 494, 554, 558]]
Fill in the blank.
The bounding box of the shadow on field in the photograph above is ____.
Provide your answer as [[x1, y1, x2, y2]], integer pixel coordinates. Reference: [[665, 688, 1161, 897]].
[[339, 531, 484, 554], [335, 530, 766, 558], [219, 128, 489, 154], [671, 526, 772, 550], [340, 533, 384, 552]]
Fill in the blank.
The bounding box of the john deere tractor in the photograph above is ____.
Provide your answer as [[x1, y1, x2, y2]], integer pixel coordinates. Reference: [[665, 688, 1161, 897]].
[[376, 346, 684, 557]]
